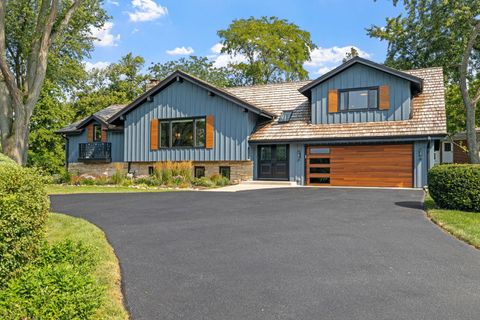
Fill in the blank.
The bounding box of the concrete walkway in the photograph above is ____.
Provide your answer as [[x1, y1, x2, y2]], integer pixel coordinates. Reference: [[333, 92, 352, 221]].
[[208, 180, 299, 192]]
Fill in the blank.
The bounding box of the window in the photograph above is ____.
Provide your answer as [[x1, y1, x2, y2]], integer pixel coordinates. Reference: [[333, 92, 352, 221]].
[[160, 121, 170, 148], [278, 111, 293, 123], [339, 88, 378, 111], [93, 124, 102, 142], [309, 147, 330, 154], [194, 166, 205, 178], [148, 166, 154, 176], [158, 117, 206, 148], [219, 166, 230, 180], [444, 142, 452, 152]]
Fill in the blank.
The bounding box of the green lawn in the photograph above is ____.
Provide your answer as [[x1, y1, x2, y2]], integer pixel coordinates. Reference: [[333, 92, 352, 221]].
[[425, 195, 480, 248], [47, 184, 177, 194], [47, 213, 129, 319]]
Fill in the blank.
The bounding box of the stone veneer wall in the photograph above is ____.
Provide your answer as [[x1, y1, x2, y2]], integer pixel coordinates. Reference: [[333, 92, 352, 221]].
[[68, 161, 253, 183]]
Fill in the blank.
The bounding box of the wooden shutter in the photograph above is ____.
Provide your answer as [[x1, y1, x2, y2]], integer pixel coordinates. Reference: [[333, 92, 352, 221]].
[[379, 85, 390, 110], [101, 125, 108, 142], [328, 89, 338, 113], [150, 119, 159, 150], [87, 124, 94, 142], [205, 115, 214, 149]]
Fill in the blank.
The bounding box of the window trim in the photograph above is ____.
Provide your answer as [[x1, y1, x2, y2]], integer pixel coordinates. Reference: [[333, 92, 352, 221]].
[[194, 166, 206, 178], [219, 166, 231, 180], [93, 124, 102, 142], [158, 116, 206, 149], [338, 86, 379, 112]]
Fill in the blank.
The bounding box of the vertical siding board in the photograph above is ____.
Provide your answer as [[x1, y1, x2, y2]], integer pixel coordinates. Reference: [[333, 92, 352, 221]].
[[123, 79, 255, 162], [311, 63, 412, 125]]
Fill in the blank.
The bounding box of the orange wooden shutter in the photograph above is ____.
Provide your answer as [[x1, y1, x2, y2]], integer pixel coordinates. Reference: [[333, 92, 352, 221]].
[[328, 89, 338, 113], [205, 115, 214, 149], [150, 119, 159, 150], [379, 85, 390, 110], [87, 124, 94, 142], [101, 125, 108, 142]]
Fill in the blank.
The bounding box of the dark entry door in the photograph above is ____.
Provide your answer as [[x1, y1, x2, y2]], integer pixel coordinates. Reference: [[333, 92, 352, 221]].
[[258, 145, 289, 180]]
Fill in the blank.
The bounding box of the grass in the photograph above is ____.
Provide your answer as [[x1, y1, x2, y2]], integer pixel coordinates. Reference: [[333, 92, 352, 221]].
[[47, 213, 129, 319], [46, 184, 176, 194], [425, 194, 480, 248]]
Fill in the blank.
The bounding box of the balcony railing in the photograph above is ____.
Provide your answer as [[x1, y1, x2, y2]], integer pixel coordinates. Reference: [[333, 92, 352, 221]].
[[78, 142, 112, 162]]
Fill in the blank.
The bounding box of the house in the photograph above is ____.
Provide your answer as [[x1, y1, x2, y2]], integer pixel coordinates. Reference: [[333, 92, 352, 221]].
[[446, 128, 480, 164], [57, 57, 447, 188]]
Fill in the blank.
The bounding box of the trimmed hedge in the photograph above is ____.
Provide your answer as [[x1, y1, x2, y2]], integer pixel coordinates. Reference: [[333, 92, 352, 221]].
[[0, 154, 49, 288], [428, 164, 480, 212]]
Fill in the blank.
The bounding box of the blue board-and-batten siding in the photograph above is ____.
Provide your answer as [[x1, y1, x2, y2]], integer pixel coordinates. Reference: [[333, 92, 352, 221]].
[[311, 63, 412, 125], [124, 80, 258, 162], [66, 122, 124, 163]]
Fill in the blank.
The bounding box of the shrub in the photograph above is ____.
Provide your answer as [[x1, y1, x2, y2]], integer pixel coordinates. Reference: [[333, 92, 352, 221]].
[[154, 161, 192, 185], [135, 176, 162, 186], [0, 240, 103, 319], [192, 177, 216, 188], [0, 156, 49, 288], [210, 174, 230, 187], [428, 164, 480, 212], [111, 163, 126, 185]]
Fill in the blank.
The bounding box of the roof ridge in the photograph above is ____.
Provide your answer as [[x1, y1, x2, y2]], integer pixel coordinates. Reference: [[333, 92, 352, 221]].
[[228, 79, 311, 89]]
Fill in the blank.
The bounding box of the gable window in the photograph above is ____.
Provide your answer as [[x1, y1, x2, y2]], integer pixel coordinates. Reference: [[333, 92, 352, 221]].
[[93, 124, 102, 142], [278, 111, 293, 123], [159, 117, 206, 148], [339, 88, 378, 111]]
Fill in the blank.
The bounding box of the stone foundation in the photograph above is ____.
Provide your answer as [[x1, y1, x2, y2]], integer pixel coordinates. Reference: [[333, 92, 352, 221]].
[[68, 162, 127, 178], [68, 161, 253, 183]]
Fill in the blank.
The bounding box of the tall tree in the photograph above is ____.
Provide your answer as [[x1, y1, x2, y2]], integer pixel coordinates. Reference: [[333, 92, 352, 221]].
[[149, 56, 233, 87], [72, 53, 146, 119], [0, 0, 107, 164], [217, 16, 317, 85], [367, 0, 480, 163]]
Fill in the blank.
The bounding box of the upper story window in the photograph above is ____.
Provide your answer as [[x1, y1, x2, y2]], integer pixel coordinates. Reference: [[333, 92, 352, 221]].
[[159, 117, 206, 148], [339, 87, 378, 111], [93, 124, 102, 142]]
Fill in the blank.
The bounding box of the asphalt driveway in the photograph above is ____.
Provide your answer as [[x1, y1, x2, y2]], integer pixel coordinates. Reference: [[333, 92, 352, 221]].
[[50, 188, 480, 320]]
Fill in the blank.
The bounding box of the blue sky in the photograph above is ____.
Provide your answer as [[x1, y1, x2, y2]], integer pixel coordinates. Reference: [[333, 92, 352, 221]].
[[87, 0, 403, 77]]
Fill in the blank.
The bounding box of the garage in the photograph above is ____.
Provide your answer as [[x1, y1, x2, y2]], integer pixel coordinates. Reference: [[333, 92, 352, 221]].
[[306, 144, 413, 187]]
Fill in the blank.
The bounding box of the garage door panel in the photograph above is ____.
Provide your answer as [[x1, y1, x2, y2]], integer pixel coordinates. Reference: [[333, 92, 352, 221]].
[[306, 144, 413, 188]]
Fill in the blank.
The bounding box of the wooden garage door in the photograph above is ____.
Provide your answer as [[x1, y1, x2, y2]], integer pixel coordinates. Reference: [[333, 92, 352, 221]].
[[306, 144, 413, 188]]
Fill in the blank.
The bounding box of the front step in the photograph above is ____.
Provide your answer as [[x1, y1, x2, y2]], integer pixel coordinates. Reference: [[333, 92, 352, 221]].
[[240, 180, 297, 186]]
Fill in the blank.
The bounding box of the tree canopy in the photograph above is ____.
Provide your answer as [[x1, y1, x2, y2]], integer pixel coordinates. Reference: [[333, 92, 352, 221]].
[[217, 16, 317, 85]]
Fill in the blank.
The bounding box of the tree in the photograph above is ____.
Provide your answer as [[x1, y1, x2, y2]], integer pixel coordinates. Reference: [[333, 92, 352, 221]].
[[217, 16, 317, 85], [0, 0, 107, 164], [342, 47, 359, 63], [367, 0, 480, 163], [72, 53, 147, 120], [149, 56, 233, 87]]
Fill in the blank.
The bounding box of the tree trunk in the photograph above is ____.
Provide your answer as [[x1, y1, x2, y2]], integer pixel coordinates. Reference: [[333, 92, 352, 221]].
[[0, 99, 29, 165], [459, 21, 480, 164]]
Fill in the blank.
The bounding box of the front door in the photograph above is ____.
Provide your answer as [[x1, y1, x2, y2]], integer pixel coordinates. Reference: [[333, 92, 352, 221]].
[[258, 145, 289, 180]]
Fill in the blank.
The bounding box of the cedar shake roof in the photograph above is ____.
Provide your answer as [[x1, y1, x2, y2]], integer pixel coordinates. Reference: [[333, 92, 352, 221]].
[[57, 104, 127, 133], [236, 67, 446, 142]]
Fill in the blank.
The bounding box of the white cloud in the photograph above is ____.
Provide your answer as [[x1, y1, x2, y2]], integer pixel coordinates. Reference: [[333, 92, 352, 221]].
[[132, 28, 140, 34], [166, 46, 194, 56], [208, 42, 247, 68], [90, 22, 120, 47], [210, 43, 223, 54], [303, 45, 370, 75], [84, 61, 111, 72], [128, 0, 167, 22], [107, 0, 119, 5]]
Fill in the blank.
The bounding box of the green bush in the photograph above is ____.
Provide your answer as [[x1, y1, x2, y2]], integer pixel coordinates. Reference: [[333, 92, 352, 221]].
[[210, 174, 230, 187], [192, 177, 216, 188], [0, 240, 103, 319], [428, 164, 480, 212], [0, 156, 49, 288]]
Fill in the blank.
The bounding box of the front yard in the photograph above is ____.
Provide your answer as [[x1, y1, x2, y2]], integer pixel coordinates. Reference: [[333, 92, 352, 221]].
[[425, 195, 480, 248]]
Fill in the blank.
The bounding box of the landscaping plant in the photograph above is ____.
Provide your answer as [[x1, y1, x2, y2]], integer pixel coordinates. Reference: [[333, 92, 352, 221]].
[[428, 164, 480, 212]]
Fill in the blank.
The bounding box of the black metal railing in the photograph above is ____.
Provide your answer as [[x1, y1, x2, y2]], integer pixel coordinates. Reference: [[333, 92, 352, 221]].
[[78, 142, 112, 162]]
